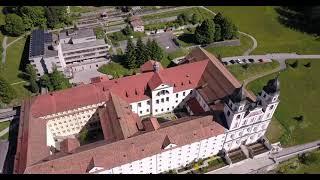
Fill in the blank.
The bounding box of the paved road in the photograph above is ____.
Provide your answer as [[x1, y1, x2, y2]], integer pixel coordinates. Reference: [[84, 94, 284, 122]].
[[207, 140, 320, 174], [222, 54, 320, 70], [1, 36, 7, 64], [0, 141, 9, 173]]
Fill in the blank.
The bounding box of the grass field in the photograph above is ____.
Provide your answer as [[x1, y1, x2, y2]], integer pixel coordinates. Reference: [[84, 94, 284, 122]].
[[0, 121, 9, 132], [142, 7, 214, 21], [247, 59, 320, 147], [206, 6, 320, 54], [0, 132, 9, 140], [0, 37, 27, 83], [227, 60, 280, 82], [98, 62, 132, 78], [276, 150, 320, 174], [205, 33, 253, 58]]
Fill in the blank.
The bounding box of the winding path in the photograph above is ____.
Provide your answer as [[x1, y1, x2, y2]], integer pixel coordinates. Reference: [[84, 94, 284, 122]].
[[199, 6, 258, 56], [1, 33, 29, 64]]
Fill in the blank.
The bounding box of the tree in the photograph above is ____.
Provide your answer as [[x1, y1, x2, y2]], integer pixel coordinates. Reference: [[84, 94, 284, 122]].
[[291, 60, 299, 68], [135, 37, 148, 66], [298, 153, 318, 165], [125, 38, 137, 69], [44, 7, 58, 28], [44, 6, 70, 28], [145, 38, 153, 60], [50, 68, 71, 91], [4, 14, 26, 36], [220, 17, 234, 40], [25, 64, 39, 93], [213, 12, 224, 25], [177, 14, 185, 25], [150, 39, 164, 61], [232, 24, 239, 39], [40, 74, 53, 91], [18, 6, 47, 28], [214, 24, 222, 41], [94, 27, 105, 39], [0, 76, 16, 104], [194, 19, 215, 44], [122, 25, 133, 36], [191, 13, 200, 25]]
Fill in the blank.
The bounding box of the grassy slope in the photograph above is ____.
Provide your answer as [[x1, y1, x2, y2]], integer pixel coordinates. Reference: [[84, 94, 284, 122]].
[[227, 60, 280, 82], [206, 6, 320, 54], [0, 121, 9, 132], [276, 150, 320, 174], [205, 33, 253, 58], [247, 59, 320, 146], [0, 37, 26, 83]]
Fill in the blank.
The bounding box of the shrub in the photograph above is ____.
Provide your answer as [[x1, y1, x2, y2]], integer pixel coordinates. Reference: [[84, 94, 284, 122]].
[[304, 62, 311, 68], [290, 60, 299, 68]]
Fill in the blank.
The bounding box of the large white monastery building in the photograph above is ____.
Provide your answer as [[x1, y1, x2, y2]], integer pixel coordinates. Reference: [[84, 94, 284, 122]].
[[14, 48, 279, 174]]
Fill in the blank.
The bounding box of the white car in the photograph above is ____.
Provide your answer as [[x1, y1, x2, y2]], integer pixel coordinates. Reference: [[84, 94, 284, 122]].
[[236, 59, 244, 64]]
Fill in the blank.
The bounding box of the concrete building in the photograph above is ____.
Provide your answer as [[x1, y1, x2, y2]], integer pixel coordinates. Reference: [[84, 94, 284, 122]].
[[130, 16, 144, 32], [14, 48, 279, 174], [28, 28, 111, 79]]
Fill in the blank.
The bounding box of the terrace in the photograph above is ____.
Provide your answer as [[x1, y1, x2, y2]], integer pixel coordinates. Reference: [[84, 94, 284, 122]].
[[228, 148, 247, 164]]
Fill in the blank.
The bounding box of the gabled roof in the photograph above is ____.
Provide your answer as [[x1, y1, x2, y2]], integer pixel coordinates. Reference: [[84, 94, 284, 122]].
[[140, 60, 163, 73], [148, 72, 165, 90], [162, 135, 175, 149]]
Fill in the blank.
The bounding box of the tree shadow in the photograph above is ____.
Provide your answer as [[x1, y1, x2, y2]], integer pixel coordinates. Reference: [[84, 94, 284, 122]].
[[275, 7, 319, 35], [177, 33, 196, 44], [18, 35, 31, 73], [293, 115, 304, 122]]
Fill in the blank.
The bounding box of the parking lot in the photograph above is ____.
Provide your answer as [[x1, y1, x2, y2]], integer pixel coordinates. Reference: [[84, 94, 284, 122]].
[[221, 56, 273, 66]]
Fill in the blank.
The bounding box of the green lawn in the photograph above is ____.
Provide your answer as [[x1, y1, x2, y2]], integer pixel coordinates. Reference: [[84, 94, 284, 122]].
[[0, 132, 9, 140], [276, 150, 320, 174], [0, 37, 27, 83], [206, 6, 320, 54], [10, 82, 32, 105], [247, 59, 320, 147], [98, 62, 133, 78], [0, 121, 10, 132], [205, 33, 253, 58], [7, 36, 18, 45], [142, 7, 214, 21], [266, 117, 284, 144], [227, 60, 280, 82]]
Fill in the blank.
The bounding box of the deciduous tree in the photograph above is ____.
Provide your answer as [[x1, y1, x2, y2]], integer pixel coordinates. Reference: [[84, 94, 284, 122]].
[[4, 14, 26, 36], [194, 19, 215, 44], [0, 76, 16, 104]]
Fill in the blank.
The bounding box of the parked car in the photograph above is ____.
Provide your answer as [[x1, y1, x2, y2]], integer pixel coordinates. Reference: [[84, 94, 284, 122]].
[[258, 59, 264, 63], [230, 60, 236, 64], [242, 59, 247, 63], [236, 59, 243, 64], [223, 61, 228, 66], [248, 58, 254, 63]]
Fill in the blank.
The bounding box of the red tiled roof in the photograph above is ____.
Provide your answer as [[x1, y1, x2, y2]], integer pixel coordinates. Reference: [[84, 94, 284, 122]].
[[130, 16, 143, 27], [23, 115, 225, 174], [140, 60, 163, 73], [186, 98, 205, 115]]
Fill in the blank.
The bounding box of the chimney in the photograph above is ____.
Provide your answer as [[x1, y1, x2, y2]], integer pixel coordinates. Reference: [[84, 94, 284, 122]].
[[153, 62, 160, 72]]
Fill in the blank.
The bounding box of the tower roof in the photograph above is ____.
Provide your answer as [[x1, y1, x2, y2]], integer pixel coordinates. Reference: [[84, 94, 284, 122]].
[[230, 84, 247, 102], [263, 75, 280, 94]]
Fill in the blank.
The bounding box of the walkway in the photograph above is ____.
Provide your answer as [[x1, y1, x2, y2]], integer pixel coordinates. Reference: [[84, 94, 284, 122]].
[[1, 33, 28, 64], [199, 6, 258, 56]]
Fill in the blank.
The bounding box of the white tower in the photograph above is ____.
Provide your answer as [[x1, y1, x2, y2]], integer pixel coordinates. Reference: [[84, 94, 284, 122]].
[[223, 85, 248, 130], [257, 75, 280, 120]]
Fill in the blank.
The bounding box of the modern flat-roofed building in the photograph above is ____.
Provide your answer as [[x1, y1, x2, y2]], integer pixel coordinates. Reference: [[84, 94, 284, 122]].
[[15, 48, 279, 174], [28, 28, 111, 79]]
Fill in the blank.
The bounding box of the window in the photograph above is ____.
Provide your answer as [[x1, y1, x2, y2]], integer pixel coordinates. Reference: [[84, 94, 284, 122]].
[[231, 134, 234, 139], [161, 98, 164, 103], [237, 115, 241, 119], [176, 100, 178, 103], [167, 108, 169, 111], [155, 109, 158, 112], [227, 111, 230, 116], [183, 92, 186, 96], [190, 90, 193, 94], [156, 100, 159, 104], [140, 111, 142, 114], [161, 109, 163, 112], [166, 97, 169, 101], [147, 109, 149, 112], [270, 105, 274, 110], [138, 103, 141, 107], [147, 100, 150, 105], [263, 94, 266, 98], [176, 94, 178, 98]]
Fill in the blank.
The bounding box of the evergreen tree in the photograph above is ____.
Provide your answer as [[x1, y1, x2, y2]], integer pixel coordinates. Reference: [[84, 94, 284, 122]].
[[177, 14, 185, 25], [125, 38, 137, 69], [232, 24, 239, 39], [151, 39, 164, 61], [135, 37, 148, 66], [0, 76, 16, 104], [145, 38, 153, 60], [122, 25, 133, 36], [194, 19, 215, 44], [220, 17, 234, 40], [213, 12, 224, 25], [18, 6, 47, 27], [214, 24, 222, 41]]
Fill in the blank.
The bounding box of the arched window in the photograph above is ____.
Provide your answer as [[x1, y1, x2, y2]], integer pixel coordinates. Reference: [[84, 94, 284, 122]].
[[156, 90, 169, 96], [270, 105, 274, 110], [237, 115, 241, 119]]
